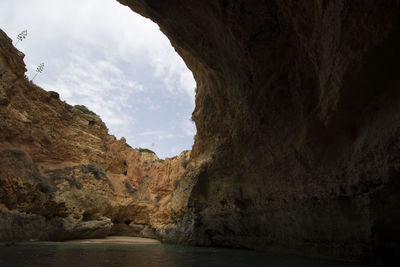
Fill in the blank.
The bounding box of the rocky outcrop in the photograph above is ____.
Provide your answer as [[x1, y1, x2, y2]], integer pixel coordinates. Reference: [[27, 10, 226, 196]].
[[118, 0, 400, 264], [0, 209, 113, 241], [1, 0, 400, 264], [0, 29, 189, 241]]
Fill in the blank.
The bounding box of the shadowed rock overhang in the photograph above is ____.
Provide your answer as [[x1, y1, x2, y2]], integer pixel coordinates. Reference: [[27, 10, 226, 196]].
[[118, 0, 400, 264], [0, 0, 399, 265]]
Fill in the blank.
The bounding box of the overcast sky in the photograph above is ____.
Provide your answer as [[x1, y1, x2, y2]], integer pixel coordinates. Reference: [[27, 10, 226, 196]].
[[0, 0, 196, 159]]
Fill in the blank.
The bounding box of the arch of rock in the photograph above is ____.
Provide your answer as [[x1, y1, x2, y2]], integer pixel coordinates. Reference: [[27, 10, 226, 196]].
[[0, 0, 399, 265]]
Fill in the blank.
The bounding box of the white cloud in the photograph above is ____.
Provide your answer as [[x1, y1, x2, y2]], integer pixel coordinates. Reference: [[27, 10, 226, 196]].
[[136, 130, 164, 137], [150, 45, 196, 100], [182, 119, 196, 137]]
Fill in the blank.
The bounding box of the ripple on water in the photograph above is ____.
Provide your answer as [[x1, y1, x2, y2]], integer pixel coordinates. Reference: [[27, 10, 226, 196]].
[[0, 241, 367, 267]]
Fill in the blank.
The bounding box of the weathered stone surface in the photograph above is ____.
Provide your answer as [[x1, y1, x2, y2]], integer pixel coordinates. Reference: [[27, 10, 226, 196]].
[[118, 0, 400, 264], [1, 0, 400, 264], [0, 208, 113, 241]]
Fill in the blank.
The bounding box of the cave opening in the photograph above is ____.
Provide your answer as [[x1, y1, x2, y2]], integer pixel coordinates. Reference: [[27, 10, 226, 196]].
[[0, 0, 196, 159], [2, 0, 399, 265]]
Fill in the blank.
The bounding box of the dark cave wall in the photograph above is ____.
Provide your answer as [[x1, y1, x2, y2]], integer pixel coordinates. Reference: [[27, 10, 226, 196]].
[[119, 0, 400, 263]]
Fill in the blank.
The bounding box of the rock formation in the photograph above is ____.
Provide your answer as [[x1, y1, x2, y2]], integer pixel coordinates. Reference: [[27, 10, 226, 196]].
[[116, 0, 400, 264], [1, 0, 400, 264]]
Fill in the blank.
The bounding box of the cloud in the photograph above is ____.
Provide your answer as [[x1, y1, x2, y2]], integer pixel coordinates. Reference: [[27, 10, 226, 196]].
[[150, 45, 196, 100], [182, 119, 197, 137], [136, 130, 165, 137], [40, 50, 140, 129]]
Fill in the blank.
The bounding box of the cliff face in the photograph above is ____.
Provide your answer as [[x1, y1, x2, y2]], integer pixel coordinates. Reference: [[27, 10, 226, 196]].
[[1, 0, 400, 264], [118, 0, 400, 263], [0, 29, 190, 241]]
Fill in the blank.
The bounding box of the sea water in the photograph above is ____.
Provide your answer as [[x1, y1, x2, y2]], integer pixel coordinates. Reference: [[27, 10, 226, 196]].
[[0, 242, 366, 267]]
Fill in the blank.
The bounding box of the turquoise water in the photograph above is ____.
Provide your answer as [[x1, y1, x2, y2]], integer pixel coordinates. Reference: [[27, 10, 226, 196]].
[[0, 242, 366, 267]]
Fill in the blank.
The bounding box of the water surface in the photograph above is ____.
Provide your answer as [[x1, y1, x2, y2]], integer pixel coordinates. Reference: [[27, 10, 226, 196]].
[[0, 241, 367, 267]]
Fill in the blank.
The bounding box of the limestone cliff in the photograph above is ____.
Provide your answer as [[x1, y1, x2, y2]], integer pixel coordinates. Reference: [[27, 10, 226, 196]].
[[1, 0, 400, 264], [0, 28, 190, 241], [118, 0, 400, 264]]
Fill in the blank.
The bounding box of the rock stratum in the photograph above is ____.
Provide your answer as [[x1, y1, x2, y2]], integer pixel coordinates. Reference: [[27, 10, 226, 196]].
[[1, 0, 400, 265]]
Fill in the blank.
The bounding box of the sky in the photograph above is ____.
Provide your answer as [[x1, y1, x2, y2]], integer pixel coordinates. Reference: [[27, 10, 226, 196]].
[[0, 0, 196, 159]]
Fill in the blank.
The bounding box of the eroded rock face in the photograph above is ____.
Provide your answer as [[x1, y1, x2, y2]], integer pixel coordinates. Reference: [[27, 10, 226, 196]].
[[118, 0, 400, 263], [1, 0, 400, 263], [0, 29, 190, 241]]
